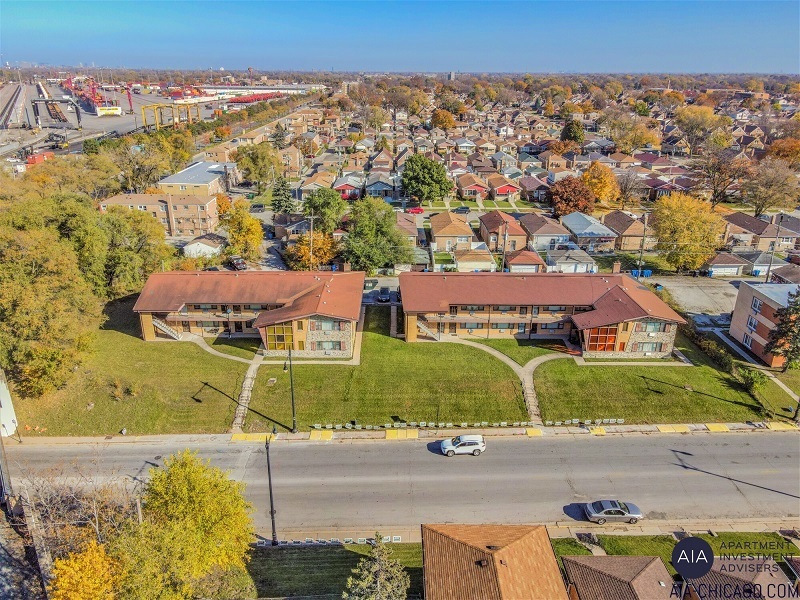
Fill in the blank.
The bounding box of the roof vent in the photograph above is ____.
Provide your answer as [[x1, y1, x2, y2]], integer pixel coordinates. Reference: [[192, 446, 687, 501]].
[[486, 545, 501, 550], [477, 559, 488, 567]]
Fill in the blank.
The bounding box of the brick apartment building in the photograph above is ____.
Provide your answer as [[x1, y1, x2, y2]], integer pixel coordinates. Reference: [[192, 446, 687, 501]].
[[100, 194, 219, 237], [157, 161, 239, 196], [729, 282, 799, 367], [399, 272, 685, 358]]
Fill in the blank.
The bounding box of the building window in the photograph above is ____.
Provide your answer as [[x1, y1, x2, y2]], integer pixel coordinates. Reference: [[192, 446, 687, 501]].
[[296, 321, 303, 331], [518, 323, 526, 333], [519, 307, 528, 316], [491, 323, 512, 329], [743, 334, 753, 349], [586, 326, 617, 351], [635, 321, 668, 333], [449, 306, 458, 315], [179, 185, 187, 191], [460, 305, 485, 312], [637, 342, 659, 353], [541, 322, 565, 330], [751, 297, 762, 313], [547, 306, 567, 312], [317, 341, 341, 351], [462, 323, 484, 330], [492, 306, 516, 312], [159, 205, 166, 212], [266, 322, 294, 351], [746, 315, 758, 331]]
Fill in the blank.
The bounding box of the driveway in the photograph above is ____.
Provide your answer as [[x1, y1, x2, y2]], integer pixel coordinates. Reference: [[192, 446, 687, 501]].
[[650, 276, 743, 326]]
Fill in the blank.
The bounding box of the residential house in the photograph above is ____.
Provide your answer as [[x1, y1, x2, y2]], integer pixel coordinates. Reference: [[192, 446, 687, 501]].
[[454, 247, 497, 272], [561, 213, 617, 252], [519, 213, 571, 251], [274, 213, 311, 243], [489, 151, 516, 170], [548, 167, 580, 184], [773, 213, 800, 246], [564, 152, 591, 171], [182, 233, 227, 258], [204, 143, 235, 163], [454, 137, 477, 155], [518, 176, 550, 203], [661, 135, 690, 156], [479, 210, 527, 252], [538, 151, 567, 170], [396, 212, 422, 247], [486, 174, 521, 202], [601, 210, 656, 251], [297, 171, 336, 201], [279, 145, 302, 176], [399, 272, 684, 358], [475, 138, 497, 155], [430, 211, 474, 252], [609, 153, 640, 169], [133, 271, 365, 358], [364, 173, 396, 200], [445, 151, 468, 170], [456, 173, 490, 200], [685, 557, 792, 600], [703, 252, 748, 277], [729, 282, 799, 367], [157, 161, 239, 197], [332, 175, 363, 200], [504, 250, 545, 273], [545, 249, 597, 273], [370, 148, 394, 171], [100, 193, 218, 237], [771, 263, 800, 284], [724, 212, 800, 251], [733, 251, 787, 276], [421, 524, 569, 600], [563, 556, 673, 600]]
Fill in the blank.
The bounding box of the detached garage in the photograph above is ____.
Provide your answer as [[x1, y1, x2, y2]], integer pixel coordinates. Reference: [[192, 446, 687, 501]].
[[704, 252, 748, 277]]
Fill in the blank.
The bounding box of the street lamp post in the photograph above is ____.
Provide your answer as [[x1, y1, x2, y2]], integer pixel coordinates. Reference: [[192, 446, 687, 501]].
[[283, 347, 298, 433], [266, 425, 278, 546]]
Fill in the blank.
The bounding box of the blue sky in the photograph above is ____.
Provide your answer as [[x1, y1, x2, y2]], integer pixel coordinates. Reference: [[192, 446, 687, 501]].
[[2, 1, 798, 73]]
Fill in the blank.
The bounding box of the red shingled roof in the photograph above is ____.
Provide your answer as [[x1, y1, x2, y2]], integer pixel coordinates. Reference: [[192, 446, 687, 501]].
[[133, 271, 365, 325]]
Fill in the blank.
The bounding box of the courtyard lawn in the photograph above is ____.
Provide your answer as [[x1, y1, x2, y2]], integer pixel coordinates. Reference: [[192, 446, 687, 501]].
[[246, 544, 423, 599], [211, 336, 262, 360], [598, 535, 678, 575], [245, 307, 526, 430], [777, 368, 800, 395], [494, 201, 514, 209], [535, 334, 764, 424], [472, 338, 568, 365], [16, 298, 248, 436], [593, 253, 676, 274]]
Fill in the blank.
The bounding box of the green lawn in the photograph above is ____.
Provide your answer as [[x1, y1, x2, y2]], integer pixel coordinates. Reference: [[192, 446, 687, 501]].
[[494, 201, 514, 209], [551, 538, 592, 571], [16, 298, 248, 436], [598, 535, 678, 575], [482, 200, 498, 209], [536, 334, 764, 424], [434, 252, 454, 265], [472, 338, 567, 365], [210, 336, 262, 360], [777, 368, 800, 395], [246, 544, 423, 599], [593, 253, 676, 274], [245, 307, 526, 430]]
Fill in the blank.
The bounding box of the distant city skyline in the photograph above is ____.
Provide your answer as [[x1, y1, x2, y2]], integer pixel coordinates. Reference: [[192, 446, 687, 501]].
[[2, 1, 799, 74]]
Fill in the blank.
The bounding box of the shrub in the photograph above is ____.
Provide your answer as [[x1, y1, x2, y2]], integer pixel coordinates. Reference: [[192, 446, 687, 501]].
[[736, 367, 769, 395]]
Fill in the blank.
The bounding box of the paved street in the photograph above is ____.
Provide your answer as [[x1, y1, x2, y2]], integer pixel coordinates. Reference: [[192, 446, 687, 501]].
[[6, 434, 798, 536]]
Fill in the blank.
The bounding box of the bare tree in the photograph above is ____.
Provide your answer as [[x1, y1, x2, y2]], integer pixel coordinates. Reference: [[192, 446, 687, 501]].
[[690, 149, 753, 207], [742, 158, 798, 218], [616, 169, 646, 209]]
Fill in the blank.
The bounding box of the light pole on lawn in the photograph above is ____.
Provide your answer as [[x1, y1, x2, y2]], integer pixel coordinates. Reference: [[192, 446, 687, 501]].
[[266, 425, 278, 546], [283, 347, 298, 433]]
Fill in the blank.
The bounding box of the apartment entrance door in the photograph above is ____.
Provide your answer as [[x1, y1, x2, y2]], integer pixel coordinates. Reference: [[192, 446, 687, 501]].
[[181, 321, 190, 332]]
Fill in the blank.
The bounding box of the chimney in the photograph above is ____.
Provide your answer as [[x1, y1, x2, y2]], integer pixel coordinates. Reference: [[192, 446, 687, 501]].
[[612, 261, 622, 274]]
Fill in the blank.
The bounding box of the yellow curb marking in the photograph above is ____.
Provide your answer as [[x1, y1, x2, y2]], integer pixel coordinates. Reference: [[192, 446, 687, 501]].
[[308, 430, 333, 441], [766, 422, 797, 431], [590, 427, 606, 436], [526, 428, 543, 437], [706, 423, 730, 432], [231, 433, 271, 442], [385, 429, 418, 440], [673, 425, 690, 433], [657, 425, 676, 433]]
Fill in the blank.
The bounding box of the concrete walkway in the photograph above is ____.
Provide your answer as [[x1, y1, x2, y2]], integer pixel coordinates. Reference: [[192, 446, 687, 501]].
[[230, 353, 265, 432], [711, 328, 799, 403]]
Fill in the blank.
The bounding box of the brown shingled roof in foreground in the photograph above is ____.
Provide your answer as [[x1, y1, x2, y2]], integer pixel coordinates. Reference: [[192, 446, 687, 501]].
[[133, 271, 365, 325], [422, 524, 568, 600], [563, 555, 673, 599]]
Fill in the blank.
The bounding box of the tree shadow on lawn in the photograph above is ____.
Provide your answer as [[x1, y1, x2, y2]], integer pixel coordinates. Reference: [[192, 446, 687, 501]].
[[639, 375, 759, 411], [100, 294, 142, 338]]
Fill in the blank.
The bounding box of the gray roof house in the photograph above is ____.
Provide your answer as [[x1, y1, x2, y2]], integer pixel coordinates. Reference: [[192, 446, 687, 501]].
[[545, 248, 598, 273], [560, 212, 618, 251]]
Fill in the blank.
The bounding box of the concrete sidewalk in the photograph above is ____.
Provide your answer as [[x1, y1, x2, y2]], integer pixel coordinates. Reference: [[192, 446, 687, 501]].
[[267, 518, 800, 545]]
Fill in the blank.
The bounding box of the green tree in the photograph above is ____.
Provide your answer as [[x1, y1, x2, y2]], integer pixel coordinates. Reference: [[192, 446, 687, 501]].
[[548, 176, 596, 217], [765, 290, 800, 379], [560, 120, 585, 144], [674, 105, 726, 155], [0, 227, 103, 396], [341, 197, 412, 274], [652, 192, 725, 271], [224, 201, 264, 260], [633, 100, 650, 116], [82, 138, 100, 155], [269, 123, 288, 149], [271, 176, 295, 214], [400, 153, 453, 205], [303, 188, 348, 234], [236, 142, 280, 194], [106, 137, 171, 193], [343, 533, 410, 600], [742, 158, 797, 218]]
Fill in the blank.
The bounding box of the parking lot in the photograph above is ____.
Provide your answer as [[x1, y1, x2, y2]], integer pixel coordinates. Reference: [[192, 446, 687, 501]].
[[649, 276, 743, 326]]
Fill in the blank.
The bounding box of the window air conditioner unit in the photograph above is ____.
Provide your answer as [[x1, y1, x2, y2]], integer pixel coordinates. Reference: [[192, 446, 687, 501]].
[[648, 332, 656, 337], [644, 352, 652, 356], [324, 331, 330, 336], [469, 312, 475, 316]]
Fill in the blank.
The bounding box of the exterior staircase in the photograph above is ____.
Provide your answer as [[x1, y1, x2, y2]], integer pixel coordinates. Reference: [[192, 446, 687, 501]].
[[152, 317, 181, 340], [417, 319, 440, 341]]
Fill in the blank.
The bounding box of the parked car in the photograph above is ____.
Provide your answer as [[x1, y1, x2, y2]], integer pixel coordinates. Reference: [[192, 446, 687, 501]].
[[250, 204, 265, 213], [229, 255, 247, 271], [406, 206, 424, 214], [583, 500, 643, 524], [376, 287, 391, 303], [452, 206, 471, 214], [440, 435, 485, 457]]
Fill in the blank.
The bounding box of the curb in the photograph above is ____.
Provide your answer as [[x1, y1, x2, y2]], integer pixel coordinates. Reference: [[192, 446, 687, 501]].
[[10, 421, 797, 445]]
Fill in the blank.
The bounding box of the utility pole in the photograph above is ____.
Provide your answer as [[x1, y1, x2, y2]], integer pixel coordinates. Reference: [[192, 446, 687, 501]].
[[266, 426, 278, 545], [637, 212, 648, 281], [284, 348, 298, 433], [307, 211, 318, 271], [501, 221, 509, 271], [764, 214, 784, 283]]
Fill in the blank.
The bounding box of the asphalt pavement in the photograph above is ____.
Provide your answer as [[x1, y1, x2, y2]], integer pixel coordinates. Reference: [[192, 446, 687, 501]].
[[6, 434, 798, 537]]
